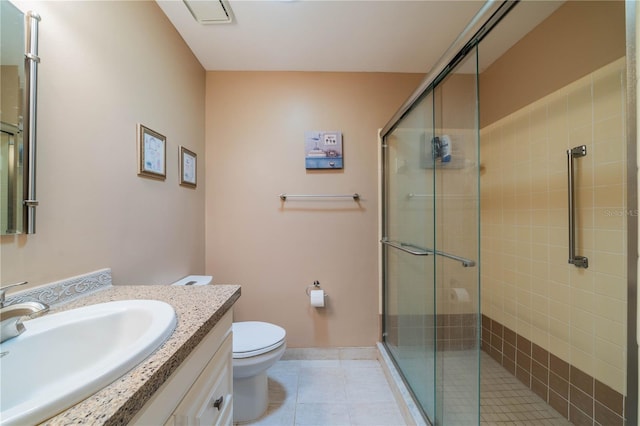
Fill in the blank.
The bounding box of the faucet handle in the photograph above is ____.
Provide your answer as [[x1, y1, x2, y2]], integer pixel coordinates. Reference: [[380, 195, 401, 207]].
[[0, 281, 28, 306]]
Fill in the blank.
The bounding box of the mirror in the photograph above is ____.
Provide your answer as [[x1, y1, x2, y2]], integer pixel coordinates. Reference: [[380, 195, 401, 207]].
[[1, 1, 25, 234], [0, 1, 39, 235]]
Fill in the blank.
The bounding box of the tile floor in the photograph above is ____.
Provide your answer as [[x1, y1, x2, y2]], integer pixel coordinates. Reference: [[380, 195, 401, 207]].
[[239, 349, 571, 426], [240, 357, 406, 426]]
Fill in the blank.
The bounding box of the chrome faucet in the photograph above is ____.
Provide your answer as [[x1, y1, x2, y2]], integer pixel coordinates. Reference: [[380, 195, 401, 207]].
[[0, 281, 49, 343]]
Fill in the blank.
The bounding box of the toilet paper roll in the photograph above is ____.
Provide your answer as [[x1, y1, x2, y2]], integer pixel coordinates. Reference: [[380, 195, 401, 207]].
[[310, 289, 325, 308], [450, 288, 470, 303]]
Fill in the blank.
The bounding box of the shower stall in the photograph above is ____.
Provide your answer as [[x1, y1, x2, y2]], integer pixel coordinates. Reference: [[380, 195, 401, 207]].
[[379, 1, 636, 425]]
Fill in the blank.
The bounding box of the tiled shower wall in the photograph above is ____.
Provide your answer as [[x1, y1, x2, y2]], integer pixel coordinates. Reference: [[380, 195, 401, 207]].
[[480, 57, 627, 418]]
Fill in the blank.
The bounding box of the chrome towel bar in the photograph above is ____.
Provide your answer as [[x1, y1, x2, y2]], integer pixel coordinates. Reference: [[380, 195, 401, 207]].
[[567, 145, 588, 268], [380, 238, 475, 267], [279, 193, 360, 201]]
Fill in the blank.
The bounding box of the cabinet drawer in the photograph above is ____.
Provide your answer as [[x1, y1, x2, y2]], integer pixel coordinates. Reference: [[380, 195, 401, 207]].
[[173, 334, 233, 426]]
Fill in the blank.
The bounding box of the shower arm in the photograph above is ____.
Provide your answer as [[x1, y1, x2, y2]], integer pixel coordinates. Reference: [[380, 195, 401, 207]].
[[380, 238, 475, 268]]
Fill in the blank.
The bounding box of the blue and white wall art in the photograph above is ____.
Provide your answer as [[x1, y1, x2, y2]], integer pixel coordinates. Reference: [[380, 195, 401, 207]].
[[304, 131, 343, 169]]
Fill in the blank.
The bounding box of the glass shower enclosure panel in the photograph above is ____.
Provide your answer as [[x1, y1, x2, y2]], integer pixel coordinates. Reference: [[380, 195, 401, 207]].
[[382, 44, 480, 425], [433, 45, 480, 426], [383, 90, 437, 421]]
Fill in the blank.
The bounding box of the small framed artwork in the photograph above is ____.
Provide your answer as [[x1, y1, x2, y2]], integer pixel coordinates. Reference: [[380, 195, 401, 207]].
[[137, 124, 166, 180], [304, 131, 343, 169], [179, 146, 197, 188]]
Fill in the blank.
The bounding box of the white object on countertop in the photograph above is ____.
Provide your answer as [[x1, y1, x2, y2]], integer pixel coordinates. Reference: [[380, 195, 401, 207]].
[[171, 275, 213, 286]]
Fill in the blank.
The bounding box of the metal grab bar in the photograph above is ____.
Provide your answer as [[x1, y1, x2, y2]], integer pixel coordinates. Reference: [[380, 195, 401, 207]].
[[381, 239, 476, 267], [279, 193, 360, 201], [567, 145, 589, 268]]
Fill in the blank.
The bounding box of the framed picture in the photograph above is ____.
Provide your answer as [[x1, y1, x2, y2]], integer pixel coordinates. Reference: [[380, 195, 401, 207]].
[[304, 131, 343, 169], [179, 146, 197, 188], [137, 124, 166, 180]]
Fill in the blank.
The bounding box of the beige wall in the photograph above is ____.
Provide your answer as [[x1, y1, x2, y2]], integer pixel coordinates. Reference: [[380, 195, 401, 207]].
[[1, 1, 206, 287], [205, 71, 423, 347], [481, 57, 627, 393], [480, 0, 625, 128]]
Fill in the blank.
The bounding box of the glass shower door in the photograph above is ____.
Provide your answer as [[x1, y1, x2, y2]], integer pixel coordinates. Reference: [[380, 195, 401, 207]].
[[382, 90, 437, 421], [382, 42, 480, 425], [433, 45, 480, 426]]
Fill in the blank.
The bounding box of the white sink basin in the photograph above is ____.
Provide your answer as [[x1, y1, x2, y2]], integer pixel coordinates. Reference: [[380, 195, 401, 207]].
[[0, 299, 176, 425]]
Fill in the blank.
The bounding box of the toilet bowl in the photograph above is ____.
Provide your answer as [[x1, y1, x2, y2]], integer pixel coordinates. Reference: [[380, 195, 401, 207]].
[[170, 276, 286, 422], [232, 321, 286, 423]]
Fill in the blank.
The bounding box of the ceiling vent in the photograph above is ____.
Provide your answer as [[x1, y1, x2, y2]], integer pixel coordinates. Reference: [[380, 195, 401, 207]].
[[183, 0, 234, 24]]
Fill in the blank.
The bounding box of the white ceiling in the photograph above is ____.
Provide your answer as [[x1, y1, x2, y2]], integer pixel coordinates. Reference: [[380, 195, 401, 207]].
[[156, 0, 564, 73]]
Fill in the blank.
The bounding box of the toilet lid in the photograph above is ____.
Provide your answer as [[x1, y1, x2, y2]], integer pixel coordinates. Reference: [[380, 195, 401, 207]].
[[233, 321, 286, 358]]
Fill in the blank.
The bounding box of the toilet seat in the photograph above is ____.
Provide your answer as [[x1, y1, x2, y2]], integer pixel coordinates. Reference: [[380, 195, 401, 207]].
[[233, 321, 286, 359]]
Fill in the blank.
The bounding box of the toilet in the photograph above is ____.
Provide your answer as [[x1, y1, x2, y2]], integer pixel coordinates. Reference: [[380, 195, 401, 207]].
[[232, 321, 286, 423], [170, 275, 286, 423]]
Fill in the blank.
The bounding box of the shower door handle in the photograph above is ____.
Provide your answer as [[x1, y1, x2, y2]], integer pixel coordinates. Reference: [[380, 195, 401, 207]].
[[381, 239, 475, 267], [567, 145, 588, 268], [380, 239, 430, 256]]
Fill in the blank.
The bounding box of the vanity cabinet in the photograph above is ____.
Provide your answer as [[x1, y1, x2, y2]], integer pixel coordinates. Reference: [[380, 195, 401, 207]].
[[131, 309, 233, 426]]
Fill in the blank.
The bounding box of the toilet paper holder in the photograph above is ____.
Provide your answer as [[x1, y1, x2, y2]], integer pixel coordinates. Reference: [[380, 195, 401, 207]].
[[305, 280, 328, 297]]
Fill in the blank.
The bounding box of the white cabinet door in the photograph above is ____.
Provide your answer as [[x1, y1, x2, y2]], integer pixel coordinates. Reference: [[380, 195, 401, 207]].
[[173, 335, 233, 426]]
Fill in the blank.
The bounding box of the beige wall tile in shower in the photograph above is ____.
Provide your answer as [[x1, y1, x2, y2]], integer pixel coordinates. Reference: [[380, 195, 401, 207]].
[[549, 336, 571, 361], [594, 116, 624, 142], [577, 228, 595, 251], [570, 270, 596, 294], [548, 230, 567, 250], [593, 229, 625, 254], [517, 210, 533, 228], [567, 85, 593, 129], [570, 326, 594, 356], [594, 317, 625, 347], [548, 209, 568, 229], [549, 299, 571, 324], [532, 293, 549, 315], [595, 361, 625, 395], [570, 288, 595, 315], [594, 185, 624, 209], [517, 319, 532, 341], [547, 98, 569, 143], [593, 71, 623, 119], [548, 187, 567, 208], [571, 349, 595, 380], [593, 207, 625, 230], [592, 296, 625, 324], [548, 245, 569, 266], [592, 251, 626, 277], [595, 162, 625, 187], [480, 58, 626, 395], [571, 306, 595, 335], [549, 264, 571, 286], [532, 275, 550, 298], [549, 317, 571, 342], [594, 337, 624, 370], [531, 243, 550, 262], [594, 273, 626, 301], [529, 106, 549, 140]]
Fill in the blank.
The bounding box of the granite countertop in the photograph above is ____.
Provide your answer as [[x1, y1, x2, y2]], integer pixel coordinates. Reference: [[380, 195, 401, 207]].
[[40, 284, 241, 426]]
